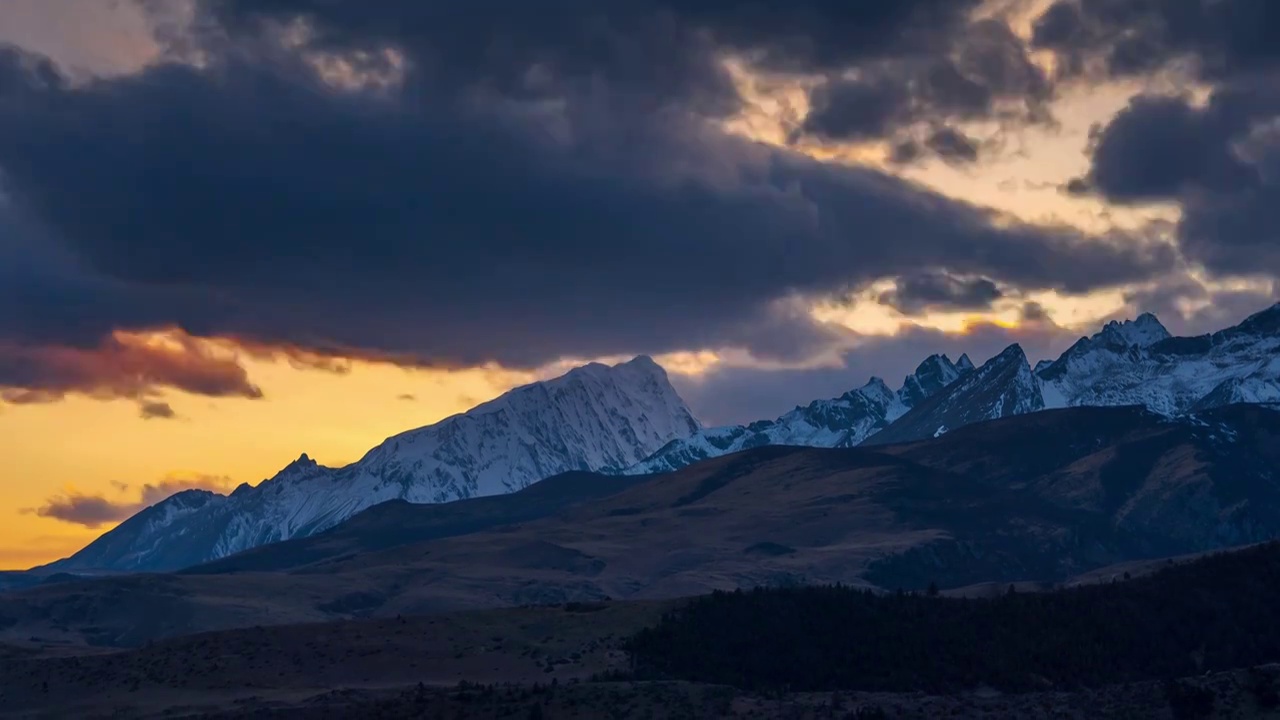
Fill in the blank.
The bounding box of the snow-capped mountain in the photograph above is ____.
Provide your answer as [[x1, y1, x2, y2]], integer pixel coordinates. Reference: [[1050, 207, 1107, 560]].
[[628, 353, 973, 474], [865, 344, 1044, 445], [50, 356, 700, 572], [1037, 304, 1280, 414], [45, 303, 1280, 574], [632, 303, 1280, 467], [52, 490, 229, 573]]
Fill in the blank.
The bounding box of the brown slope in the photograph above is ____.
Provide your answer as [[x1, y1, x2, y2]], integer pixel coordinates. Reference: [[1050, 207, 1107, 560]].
[[0, 600, 678, 718], [0, 446, 946, 649], [3, 405, 1279, 650], [860, 404, 1280, 588], [300, 445, 940, 598], [183, 470, 653, 575]]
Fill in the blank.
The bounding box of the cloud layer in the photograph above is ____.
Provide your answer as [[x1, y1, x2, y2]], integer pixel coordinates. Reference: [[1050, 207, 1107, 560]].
[[3, 0, 1260, 414], [1045, 0, 1280, 278], [877, 272, 1004, 315], [799, 16, 1052, 160]]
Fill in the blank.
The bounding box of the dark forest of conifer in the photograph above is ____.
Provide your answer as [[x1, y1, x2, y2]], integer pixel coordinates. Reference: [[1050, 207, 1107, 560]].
[[623, 542, 1280, 694]]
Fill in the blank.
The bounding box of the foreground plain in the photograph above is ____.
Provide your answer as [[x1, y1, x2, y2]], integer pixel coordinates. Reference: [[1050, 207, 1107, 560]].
[[7, 542, 1280, 717]]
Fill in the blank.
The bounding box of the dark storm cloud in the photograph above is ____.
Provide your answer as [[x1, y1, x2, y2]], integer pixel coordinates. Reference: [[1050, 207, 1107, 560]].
[[0, 196, 250, 353], [0, 207, 263, 404], [706, 303, 863, 366], [877, 272, 1004, 315], [801, 77, 911, 141], [216, 0, 1045, 154], [799, 18, 1052, 148], [888, 139, 924, 165], [1021, 301, 1051, 322], [1031, 0, 1280, 81], [139, 401, 176, 420], [925, 127, 980, 163], [1069, 93, 1261, 202], [1037, 0, 1280, 278], [1067, 88, 1280, 276], [0, 1, 1176, 392], [204, 0, 982, 77]]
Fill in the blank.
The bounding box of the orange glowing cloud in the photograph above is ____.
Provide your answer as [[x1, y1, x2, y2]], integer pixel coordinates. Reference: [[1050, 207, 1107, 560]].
[[957, 316, 1021, 333], [221, 336, 444, 374], [0, 327, 492, 417], [0, 329, 263, 406]]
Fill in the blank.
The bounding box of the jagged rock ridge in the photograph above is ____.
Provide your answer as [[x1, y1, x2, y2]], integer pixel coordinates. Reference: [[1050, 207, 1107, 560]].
[[864, 344, 1044, 446], [627, 353, 972, 474], [636, 302, 1280, 466], [1037, 304, 1280, 414]]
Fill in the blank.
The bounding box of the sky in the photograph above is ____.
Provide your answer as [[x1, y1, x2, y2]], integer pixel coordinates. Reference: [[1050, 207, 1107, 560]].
[[2, 0, 1279, 569]]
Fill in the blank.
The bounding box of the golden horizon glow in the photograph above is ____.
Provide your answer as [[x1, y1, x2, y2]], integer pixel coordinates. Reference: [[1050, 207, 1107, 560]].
[[1, 353, 533, 569]]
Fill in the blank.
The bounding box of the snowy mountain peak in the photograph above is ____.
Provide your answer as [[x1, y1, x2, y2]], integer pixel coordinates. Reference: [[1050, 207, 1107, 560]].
[[570, 354, 664, 381], [349, 353, 702, 484], [858, 376, 895, 401], [1232, 302, 1280, 337], [163, 488, 223, 509], [866, 343, 1044, 446], [956, 354, 975, 372], [913, 354, 957, 381], [898, 353, 962, 408], [992, 343, 1029, 363], [1039, 304, 1280, 415], [1097, 312, 1171, 348], [44, 488, 229, 573], [278, 453, 320, 475], [262, 451, 331, 486], [622, 354, 662, 369], [56, 355, 702, 572]]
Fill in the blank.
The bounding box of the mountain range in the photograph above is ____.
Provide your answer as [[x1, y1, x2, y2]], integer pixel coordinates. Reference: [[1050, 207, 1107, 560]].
[[626, 352, 973, 474], [1038, 308, 1280, 413], [42, 302, 1280, 574], [633, 303, 1279, 463], [5, 402, 1279, 651]]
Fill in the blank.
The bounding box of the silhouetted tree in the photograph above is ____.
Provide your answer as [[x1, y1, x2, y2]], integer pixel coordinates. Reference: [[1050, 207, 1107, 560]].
[[623, 541, 1280, 694], [1164, 680, 1215, 720], [1248, 667, 1280, 709]]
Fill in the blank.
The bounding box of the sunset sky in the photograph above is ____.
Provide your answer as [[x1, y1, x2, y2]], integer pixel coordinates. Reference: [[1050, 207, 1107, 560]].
[[2, 0, 1278, 568]]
